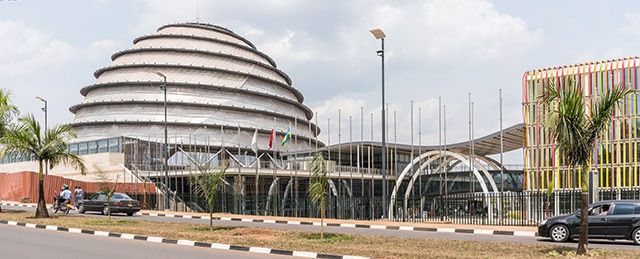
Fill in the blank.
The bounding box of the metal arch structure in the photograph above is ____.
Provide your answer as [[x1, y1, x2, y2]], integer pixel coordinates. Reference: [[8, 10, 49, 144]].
[[389, 149, 503, 220]]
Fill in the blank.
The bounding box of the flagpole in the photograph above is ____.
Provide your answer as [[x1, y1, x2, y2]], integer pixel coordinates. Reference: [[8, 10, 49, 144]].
[[294, 117, 298, 217], [272, 117, 278, 216], [360, 106, 364, 218], [253, 139, 257, 216], [370, 112, 374, 219], [327, 117, 331, 218], [338, 109, 342, 219], [349, 115, 354, 219], [444, 104, 448, 218]]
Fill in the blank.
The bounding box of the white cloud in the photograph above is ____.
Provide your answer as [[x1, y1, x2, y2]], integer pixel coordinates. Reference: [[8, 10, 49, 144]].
[[84, 39, 126, 61], [4, 0, 640, 167], [364, 0, 544, 64], [0, 20, 76, 77], [258, 30, 318, 64]]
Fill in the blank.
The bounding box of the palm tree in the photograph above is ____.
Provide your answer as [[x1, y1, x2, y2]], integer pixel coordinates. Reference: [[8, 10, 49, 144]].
[[96, 165, 119, 222], [0, 89, 19, 213], [184, 150, 229, 230], [0, 115, 86, 218], [308, 152, 328, 239], [538, 78, 633, 255]]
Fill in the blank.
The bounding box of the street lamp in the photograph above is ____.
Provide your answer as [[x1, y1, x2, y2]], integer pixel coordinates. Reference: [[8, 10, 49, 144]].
[[35, 96, 48, 175], [154, 71, 169, 211], [370, 28, 387, 219]]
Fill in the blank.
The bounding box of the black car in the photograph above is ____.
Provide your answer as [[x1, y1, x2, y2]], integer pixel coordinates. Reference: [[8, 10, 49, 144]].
[[538, 200, 640, 244], [78, 192, 141, 216]]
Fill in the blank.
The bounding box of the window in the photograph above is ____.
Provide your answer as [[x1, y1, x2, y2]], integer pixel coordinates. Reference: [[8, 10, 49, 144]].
[[108, 138, 120, 152], [612, 204, 636, 215], [589, 204, 611, 216], [97, 139, 108, 153]]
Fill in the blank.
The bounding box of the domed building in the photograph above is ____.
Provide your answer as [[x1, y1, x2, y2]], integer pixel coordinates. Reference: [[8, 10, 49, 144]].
[[0, 22, 530, 221], [69, 22, 321, 153]]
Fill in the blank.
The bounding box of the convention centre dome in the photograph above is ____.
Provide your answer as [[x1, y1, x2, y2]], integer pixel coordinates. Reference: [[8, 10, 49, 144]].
[[69, 22, 322, 152]]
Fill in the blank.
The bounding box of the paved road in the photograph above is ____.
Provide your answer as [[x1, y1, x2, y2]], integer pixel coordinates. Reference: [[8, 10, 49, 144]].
[[4, 204, 640, 252], [0, 223, 293, 259]]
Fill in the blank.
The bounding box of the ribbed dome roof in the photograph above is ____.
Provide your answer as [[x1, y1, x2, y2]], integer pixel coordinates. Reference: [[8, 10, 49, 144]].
[[69, 22, 322, 152]]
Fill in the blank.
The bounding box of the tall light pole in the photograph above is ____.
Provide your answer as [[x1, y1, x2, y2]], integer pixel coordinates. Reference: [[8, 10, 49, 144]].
[[35, 96, 48, 175], [370, 28, 387, 219], [154, 71, 169, 211]]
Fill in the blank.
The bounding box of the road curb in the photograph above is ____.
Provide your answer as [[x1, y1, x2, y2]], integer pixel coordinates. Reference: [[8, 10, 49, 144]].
[[0, 216, 369, 259], [138, 211, 538, 237], [2, 202, 538, 238]]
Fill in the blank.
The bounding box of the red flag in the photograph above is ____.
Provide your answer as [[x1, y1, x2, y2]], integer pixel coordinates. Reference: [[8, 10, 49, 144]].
[[268, 129, 275, 149]]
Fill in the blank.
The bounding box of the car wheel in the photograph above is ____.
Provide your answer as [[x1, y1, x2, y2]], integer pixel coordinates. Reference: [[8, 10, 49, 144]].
[[78, 204, 85, 214], [126, 212, 134, 216], [632, 228, 640, 245], [102, 206, 109, 215], [549, 224, 570, 242]]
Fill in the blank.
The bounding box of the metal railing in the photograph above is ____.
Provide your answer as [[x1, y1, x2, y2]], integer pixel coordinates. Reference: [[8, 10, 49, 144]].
[[157, 188, 640, 226]]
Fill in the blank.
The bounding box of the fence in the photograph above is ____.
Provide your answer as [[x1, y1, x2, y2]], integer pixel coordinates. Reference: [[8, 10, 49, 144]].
[[387, 188, 640, 226], [159, 188, 640, 226]]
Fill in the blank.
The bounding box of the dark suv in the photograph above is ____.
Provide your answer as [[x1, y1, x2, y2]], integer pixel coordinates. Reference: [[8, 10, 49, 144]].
[[538, 200, 640, 244]]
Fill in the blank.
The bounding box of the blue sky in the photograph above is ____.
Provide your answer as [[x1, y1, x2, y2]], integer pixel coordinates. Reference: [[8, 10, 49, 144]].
[[1, 0, 640, 164]]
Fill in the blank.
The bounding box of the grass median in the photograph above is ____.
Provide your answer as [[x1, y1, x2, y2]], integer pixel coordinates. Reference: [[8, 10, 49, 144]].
[[1, 210, 639, 258]]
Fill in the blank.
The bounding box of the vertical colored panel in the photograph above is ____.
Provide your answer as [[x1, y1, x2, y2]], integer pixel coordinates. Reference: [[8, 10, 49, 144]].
[[634, 59, 638, 187], [522, 57, 640, 191]]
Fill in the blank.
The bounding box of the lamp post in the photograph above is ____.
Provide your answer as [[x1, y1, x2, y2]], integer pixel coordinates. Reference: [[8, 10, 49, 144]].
[[154, 71, 169, 211], [370, 28, 387, 219], [35, 96, 48, 175]]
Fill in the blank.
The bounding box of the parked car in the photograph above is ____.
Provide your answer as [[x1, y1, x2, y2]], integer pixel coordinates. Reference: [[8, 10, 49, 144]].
[[78, 192, 141, 216], [538, 200, 640, 245]]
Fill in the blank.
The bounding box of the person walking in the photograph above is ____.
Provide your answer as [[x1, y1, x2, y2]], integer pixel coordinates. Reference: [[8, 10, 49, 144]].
[[73, 186, 83, 208]]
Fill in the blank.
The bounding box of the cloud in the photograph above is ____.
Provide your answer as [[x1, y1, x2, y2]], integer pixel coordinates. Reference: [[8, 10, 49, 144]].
[[0, 20, 76, 77], [363, 0, 544, 65], [84, 39, 127, 61]]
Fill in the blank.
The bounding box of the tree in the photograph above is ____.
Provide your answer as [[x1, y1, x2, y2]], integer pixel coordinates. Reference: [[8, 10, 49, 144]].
[[184, 150, 229, 230], [96, 165, 119, 222], [0, 115, 86, 218], [544, 178, 554, 219], [0, 89, 19, 213], [308, 152, 328, 239], [538, 78, 633, 255]]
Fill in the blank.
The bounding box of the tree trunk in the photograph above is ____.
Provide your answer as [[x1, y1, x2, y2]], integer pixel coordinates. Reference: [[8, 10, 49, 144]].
[[545, 201, 549, 218], [576, 191, 589, 255], [35, 178, 49, 218]]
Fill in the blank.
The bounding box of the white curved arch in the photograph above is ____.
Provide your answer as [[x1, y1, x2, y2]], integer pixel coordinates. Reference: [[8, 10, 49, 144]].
[[475, 155, 502, 171], [389, 150, 500, 219]]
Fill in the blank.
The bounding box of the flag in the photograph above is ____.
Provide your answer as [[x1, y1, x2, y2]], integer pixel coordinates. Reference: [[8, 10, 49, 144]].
[[281, 125, 291, 146], [268, 128, 275, 149], [251, 129, 258, 154]]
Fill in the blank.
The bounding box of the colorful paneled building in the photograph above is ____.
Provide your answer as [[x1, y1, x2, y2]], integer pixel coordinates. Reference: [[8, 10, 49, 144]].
[[523, 57, 640, 191]]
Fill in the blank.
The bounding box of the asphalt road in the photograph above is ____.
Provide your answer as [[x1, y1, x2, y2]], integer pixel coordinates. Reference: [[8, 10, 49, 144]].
[[0, 223, 293, 259], [4, 204, 640, 254]]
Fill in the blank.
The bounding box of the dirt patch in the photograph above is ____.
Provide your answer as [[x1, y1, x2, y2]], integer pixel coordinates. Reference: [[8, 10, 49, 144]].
[[227, 227, 281, 241]]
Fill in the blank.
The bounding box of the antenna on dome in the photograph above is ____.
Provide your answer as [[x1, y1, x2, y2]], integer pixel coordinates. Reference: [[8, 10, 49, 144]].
[[191, 0, 203, 24]]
